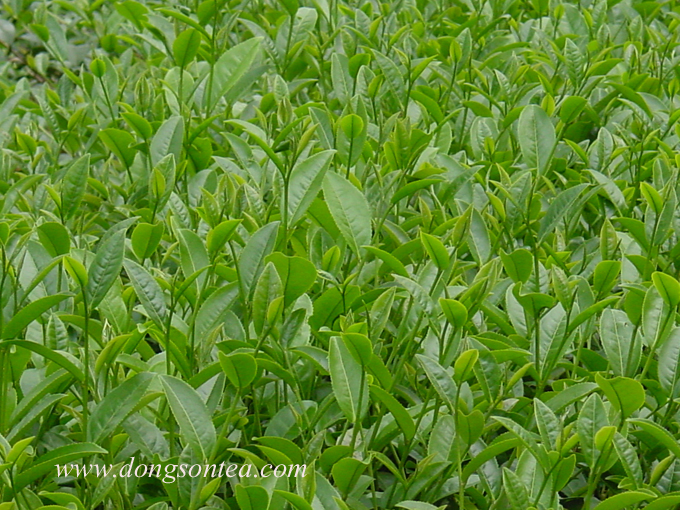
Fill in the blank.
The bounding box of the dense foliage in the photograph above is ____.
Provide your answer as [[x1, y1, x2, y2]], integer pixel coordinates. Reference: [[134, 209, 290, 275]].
[[2, 0, 680, 508]]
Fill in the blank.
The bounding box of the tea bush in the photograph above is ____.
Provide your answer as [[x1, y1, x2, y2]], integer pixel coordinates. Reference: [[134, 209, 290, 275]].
[[1, 0, 680, 509]]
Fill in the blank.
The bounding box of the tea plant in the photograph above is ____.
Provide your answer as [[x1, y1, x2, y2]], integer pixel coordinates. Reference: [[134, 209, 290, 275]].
[[1, 0, 680, 509]]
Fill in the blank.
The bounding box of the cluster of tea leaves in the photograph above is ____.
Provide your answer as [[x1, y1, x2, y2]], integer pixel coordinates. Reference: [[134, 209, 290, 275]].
[[3, 0, 680, 509]]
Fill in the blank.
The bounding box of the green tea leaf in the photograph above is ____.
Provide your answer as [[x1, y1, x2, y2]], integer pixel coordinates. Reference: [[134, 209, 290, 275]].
[[2, 294, 71, 340], [131, 222, 164, 260], [14, 443, 107, 491], [323, 172, 371, 255], [207, 37, 262, 110], [160, 374, 216, 460], [123, 259, 166, 326], [369, 384, 415, 441], [219, 352, 257, 389], [518, 105, 555, 175], [416, 354, 458, 413], [150, 116, 184, 167], [652, 272, 680, 308], [87, 230, 126, 309], [173, 28, 201, 68], [88, 372, 155, 443], [266, 252, 317, 307], [60, 155, 89, 219], [238, 222, 279, 297], [37, 222, 70, 257], [329, 336, 368, 423], [287, 150, 335, 226]]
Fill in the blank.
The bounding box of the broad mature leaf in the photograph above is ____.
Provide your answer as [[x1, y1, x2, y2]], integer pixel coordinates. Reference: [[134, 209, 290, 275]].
[[363, 245, 409, 277], [275, 491, 313, 510], [13, 443, 108, 491], [468, 208, 490, 263], [578, 394, 609, 468], [252, 262, 282, 335], [331, 54, 351, 104], [369, 384, 415, 441], [538, 303, 570, 378], [332, 457, 367, 497], [600, 309, 640, 377], [416, 354, 458, 413], [176, 227, 209, 287], [595, 374, 645, 419], [2, 294, 71, 340], [420, 231, 449, 270], [60, 155, 89, 219], [612, 432, 642, 488], [0, 340, 84, 382], [173, 28, 201, 68], [329, 336, 368, 423], [493, 416, 551, 471], [235, 484, 270, 510], [518, 105, 555, 175], [131, 222, 164, 260], [538, 183, 589, 242], [123, 259, 167, 325], [373, 49, 405, 97], [534, 398, 561, 450], [502, 467, 530, 509], [588, 169, 627, 213], [87, 229, 126, 308], [629, 418, 680, 458], [266, 252, 317, 307], [322, 172, 372, 254], [643, 286, 672, 348], [88, 372, 155, 443], [9, 369, 72, 427], [652, 271, 680, 308], [238, 221, 280, 296], [205, 37, 262, 110], [150, 116, 184, 166], [194, 282, 238, 342], [337, 114, 366, 168], [287, 149, 335, 225], [160, 374, 216, 460], [392, 178, 441, 204], [207, 219, 241, 255], [115, 0, 147, 29], [658, 328, 680, 399], [591, 492, 653, 510], [219, 351, 258, 389], [99, 129, 135, 167], [394, 275, 435, 314], [7, 393, 64, 442], [36, 222, 70, 257]]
